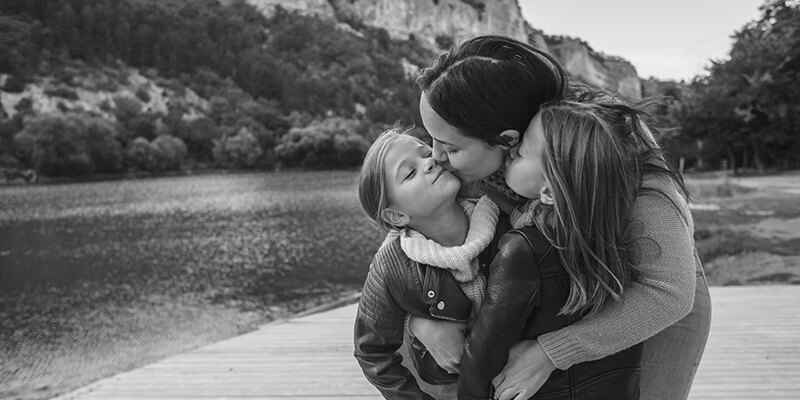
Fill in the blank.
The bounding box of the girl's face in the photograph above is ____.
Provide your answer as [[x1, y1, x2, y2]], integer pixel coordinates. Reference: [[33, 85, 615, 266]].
[[505, 113, 547, 199], [383, 136, 461, 225], [419, 92, 506, 184]]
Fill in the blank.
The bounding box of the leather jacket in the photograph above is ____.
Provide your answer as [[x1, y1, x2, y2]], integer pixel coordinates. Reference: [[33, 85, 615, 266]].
[[458, 226, 642, 400], [353, 215, 509, 400]]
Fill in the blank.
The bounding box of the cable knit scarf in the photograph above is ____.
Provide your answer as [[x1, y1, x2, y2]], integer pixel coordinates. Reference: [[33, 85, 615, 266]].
[[399, 196, 499, 306]]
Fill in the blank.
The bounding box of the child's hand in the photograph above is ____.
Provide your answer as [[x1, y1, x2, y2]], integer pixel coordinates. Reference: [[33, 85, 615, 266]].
[[408, 316, 466, 374], [491, 340, 555, 400]]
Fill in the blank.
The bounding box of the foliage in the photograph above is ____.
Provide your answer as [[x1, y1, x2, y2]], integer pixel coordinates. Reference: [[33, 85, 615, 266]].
[[275, 117, 370, 168], [212, 127, 263, 168], [152, 134, 187, 171], [85, 118, 124, 173], [26, 115, 93, 176], [124, 136, 160, 172], [666, 0, 800, 172]]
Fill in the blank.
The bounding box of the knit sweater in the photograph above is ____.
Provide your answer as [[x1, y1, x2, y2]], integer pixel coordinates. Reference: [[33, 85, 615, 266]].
[[465, 172, 699, 370]]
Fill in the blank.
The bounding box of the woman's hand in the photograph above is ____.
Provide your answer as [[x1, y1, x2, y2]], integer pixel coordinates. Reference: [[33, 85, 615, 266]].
[[408, 316, 466, 374], [491, 340, 556, 400]]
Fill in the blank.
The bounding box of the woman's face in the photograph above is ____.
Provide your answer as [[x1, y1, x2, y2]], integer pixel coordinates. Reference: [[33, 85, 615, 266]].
[[505, 113, 547, 199], [419, 92, 506, 183], [383, 136, 461, 225]]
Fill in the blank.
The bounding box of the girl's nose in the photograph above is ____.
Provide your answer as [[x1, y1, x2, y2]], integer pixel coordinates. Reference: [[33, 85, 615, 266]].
[[424, 158, 437, 173]]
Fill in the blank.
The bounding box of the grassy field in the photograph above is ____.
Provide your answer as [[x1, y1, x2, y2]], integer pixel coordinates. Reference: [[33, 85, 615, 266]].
[[1, 170, 798, 400], [685, 172, 800, 286], [0, 171, 385, 400]]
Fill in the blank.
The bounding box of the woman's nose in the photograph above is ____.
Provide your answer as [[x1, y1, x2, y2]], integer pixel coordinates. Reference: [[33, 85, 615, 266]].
[[431, 142, 448, 163]]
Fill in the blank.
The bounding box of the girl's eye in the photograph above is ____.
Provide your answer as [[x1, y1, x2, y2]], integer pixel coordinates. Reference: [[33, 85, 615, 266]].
[[447, 148, 458, 154], [405, 169, 416, 181]]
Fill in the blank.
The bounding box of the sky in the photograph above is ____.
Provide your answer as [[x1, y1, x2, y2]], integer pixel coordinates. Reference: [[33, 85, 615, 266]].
[[518, 0, 765, 81]]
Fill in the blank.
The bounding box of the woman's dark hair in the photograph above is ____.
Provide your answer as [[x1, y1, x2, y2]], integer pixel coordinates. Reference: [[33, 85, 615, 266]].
[[416, 35, 567, 144]]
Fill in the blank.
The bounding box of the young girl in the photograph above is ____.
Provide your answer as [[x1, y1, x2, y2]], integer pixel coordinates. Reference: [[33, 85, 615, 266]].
[[354, 126, 642, 400], [354, 127, 506, 399]]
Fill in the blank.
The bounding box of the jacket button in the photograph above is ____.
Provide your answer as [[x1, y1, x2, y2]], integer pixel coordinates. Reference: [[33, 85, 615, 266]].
[[437, 301, 445, 310], [427, 290, 435, 298]]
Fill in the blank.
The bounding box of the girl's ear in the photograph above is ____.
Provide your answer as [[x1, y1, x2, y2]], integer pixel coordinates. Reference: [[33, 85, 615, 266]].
[[381, 208, 410, 227], [497, 130, 520, 149], [540, 182, 555, 205]]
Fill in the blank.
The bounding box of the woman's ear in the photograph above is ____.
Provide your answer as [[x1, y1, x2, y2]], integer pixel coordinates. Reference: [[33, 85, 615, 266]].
[[497, 130, 520, 149], [381, 208, 410, 228]]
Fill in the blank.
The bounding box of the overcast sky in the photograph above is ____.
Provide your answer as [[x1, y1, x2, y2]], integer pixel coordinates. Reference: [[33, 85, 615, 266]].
[[518, 0, 765, 81]]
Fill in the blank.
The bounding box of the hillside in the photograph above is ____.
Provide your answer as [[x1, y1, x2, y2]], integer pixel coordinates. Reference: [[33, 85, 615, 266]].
[[0, 0, 647, 182]]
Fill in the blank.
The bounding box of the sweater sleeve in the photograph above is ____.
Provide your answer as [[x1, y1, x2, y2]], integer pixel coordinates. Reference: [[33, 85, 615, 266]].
[[537, 179, 698, 370]]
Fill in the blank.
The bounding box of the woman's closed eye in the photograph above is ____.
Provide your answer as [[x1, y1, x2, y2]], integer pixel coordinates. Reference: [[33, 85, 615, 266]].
[[404, 168, 416, 181]]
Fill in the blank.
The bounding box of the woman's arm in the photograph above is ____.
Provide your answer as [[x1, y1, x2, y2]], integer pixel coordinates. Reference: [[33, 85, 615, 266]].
[[539, 187, 697, 369], [354, 262, 434, 400]]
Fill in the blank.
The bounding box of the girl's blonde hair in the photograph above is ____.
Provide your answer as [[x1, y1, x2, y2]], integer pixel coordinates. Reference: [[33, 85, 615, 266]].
[[536, 99, 687, 317], [357, 127, 425, 232]]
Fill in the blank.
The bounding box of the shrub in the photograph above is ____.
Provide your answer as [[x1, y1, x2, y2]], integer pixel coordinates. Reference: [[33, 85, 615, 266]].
[[44, 86, 80, 100], [26, 115, 93, 176], [14, 97, 33, 114], [181, 117, 220, 162], [0, 154, 21, 168], [12, 130, 35, 166], [2, 73, 26, 93], [275, 117, 368, 168], [85, 118, 124, 173], [113, 95, 143, 121], [136, 87, 151, 103], [212, 127, 263, 168], [124, 137, 161, 172], [152, 135, 187, 171]]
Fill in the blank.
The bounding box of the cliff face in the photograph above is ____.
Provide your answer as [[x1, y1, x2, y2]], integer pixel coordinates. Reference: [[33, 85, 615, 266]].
[[545, 37, 642, 99], [246, 0, 643, 99], [328, 0, 529, 44]]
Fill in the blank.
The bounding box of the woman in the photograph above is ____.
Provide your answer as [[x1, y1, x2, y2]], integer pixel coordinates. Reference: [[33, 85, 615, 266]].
[[411, 35, 711, 400]]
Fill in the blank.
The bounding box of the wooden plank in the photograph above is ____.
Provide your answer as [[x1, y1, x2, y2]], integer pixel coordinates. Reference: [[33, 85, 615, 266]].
[[54, 286, 800, 400]]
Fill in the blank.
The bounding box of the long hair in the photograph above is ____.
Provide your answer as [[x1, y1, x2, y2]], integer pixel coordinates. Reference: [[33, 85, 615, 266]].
[[536, 99, 688, 316], [416, 35, 567, 144], [357, 127, 423, 233]]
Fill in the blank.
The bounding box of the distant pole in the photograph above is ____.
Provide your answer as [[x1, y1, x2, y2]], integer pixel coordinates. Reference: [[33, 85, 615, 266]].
[[679, 157, 685, 174]]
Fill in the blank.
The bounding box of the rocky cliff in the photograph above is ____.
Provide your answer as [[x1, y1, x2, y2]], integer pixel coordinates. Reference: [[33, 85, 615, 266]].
[[245, 0, 643, 99]]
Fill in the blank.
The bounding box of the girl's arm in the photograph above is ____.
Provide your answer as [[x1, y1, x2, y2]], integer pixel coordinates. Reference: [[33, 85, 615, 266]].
[[538, 186, 697, 369], [457, 230, 543, 400], [354, 261, 434, 400]]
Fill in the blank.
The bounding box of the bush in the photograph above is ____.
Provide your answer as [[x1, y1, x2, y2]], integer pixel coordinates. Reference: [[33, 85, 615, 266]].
[[152, 135, 187, 171], [44, 86, 80, 100], [136, 87, 151, 103], [124, 137, 161, 172], [12, 130, 35, 166], [212, 127, 263, 168], [26, 115, 93, 176], [113, 95, 143, 121], [275, 117, 368, 168], [85, 118, 124, 173], [2, 73, 27, 93]]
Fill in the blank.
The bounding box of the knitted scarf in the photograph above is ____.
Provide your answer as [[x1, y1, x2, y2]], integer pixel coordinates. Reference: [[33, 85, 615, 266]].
[[399, 196, 499, 307]]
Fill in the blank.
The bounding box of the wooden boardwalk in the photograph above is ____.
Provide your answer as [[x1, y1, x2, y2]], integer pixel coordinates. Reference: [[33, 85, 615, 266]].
[[55, 286, 800, 400]]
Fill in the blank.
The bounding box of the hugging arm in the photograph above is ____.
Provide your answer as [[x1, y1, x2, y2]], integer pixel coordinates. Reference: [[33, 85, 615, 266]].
[[536, 190, 698, 370], [354, 263, 434, 400], [457, 231, 543, 400]]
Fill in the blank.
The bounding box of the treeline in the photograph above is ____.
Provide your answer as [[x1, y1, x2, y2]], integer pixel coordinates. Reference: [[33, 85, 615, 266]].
[[0, 0, 430, 177], [651, 0, 800, 172]]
